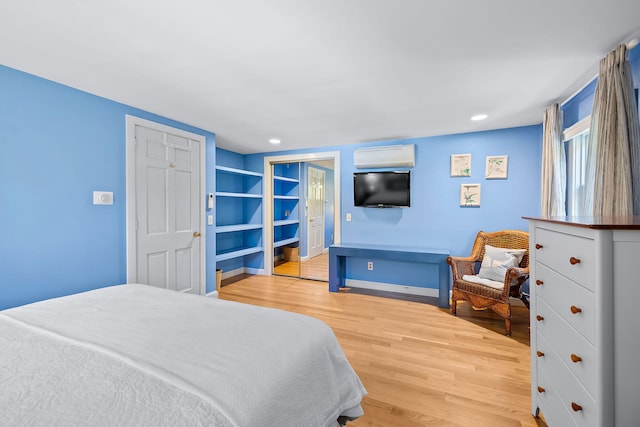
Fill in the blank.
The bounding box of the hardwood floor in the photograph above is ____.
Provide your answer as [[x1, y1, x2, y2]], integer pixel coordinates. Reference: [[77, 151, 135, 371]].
[[219, 274, 546, 427]]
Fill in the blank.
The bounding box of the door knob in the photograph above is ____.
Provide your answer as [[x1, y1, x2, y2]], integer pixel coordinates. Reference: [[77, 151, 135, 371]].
[[193, 231, 201, 238]]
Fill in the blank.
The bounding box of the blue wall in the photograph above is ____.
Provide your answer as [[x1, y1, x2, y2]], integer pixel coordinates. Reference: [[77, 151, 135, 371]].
[[562, 79, 597, 129], [0, 65, 217, 310], [247, 124, 542, 289], [0, 60, 549, 304]]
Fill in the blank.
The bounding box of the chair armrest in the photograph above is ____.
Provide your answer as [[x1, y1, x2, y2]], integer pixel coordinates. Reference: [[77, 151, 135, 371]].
[[505, 266, 529, 282], [446, 255, 476, 279], [502, 266, 530, 298]]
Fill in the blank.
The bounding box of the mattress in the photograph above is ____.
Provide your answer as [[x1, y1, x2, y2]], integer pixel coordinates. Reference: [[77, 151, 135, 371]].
[[0, 284, 366, 426]]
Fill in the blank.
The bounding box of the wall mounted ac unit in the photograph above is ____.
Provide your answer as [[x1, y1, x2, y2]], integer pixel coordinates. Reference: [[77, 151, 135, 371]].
[[353, 144, 415, 169]]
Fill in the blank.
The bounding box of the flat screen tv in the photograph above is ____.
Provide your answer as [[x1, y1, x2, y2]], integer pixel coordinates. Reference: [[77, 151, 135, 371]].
[[353, 171, 410, 208]]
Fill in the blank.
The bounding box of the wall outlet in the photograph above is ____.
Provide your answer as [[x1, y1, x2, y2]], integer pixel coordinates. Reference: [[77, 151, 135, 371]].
[[93, 191, 113, 205], [367, 261, 373, 270]]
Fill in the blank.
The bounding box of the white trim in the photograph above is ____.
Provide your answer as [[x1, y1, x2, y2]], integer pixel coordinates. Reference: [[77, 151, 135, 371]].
[[560, 75, 598, 107], [125, 115, 207, 295], [263, 151, 341, 276], [218, 267, 266, 280], [206, 291, 219, 298], [563, 115, 591, 141], [346, 279, 439, 298], [220, 267, 244, 280]]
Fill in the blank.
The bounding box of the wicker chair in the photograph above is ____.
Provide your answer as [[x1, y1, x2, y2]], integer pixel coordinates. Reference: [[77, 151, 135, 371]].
[[446, 230, 530, 336]]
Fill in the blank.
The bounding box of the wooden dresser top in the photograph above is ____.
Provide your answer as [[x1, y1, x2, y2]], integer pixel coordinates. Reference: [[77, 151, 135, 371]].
[[522, 216, 640, 230]]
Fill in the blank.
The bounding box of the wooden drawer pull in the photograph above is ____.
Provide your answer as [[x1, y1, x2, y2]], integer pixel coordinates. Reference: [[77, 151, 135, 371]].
[[571, 402, 583, 412], [569, 256, 581, 265], [536, 351, 545, 357], [535, 244, 543, 250], [571, 354, 583, 363], [536, 280, 544, 286], [536, 315, 544, 321], [537, 386, 545, 393], [570, 305, 582, 314]]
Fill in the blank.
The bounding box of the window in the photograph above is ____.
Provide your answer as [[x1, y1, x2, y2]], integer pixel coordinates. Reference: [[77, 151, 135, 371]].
[[563, 116, 591, 216]]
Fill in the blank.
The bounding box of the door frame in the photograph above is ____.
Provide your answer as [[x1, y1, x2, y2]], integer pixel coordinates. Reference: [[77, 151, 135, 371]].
[[306, 165, 325, 259], [263, 151, 341, 276], [125, 115, 207, 294]]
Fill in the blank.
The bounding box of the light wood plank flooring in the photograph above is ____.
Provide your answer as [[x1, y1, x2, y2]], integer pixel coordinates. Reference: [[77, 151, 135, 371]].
[[219, 274, 546, 427]]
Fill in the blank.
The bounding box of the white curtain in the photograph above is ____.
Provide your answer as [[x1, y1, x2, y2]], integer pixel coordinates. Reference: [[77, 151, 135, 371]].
[[584, 44, 640, 216], [541, 103, 566, 216]]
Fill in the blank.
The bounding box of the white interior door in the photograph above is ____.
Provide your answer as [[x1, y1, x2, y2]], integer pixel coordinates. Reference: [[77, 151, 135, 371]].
[[129, 118, 204, 294], [307, 166, 325, 259]]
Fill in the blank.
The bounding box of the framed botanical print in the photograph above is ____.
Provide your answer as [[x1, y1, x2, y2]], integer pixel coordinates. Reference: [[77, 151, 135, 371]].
[[450, 154, 471, 177], [485, 155, 508, 179], [460, 184, 481, 207]]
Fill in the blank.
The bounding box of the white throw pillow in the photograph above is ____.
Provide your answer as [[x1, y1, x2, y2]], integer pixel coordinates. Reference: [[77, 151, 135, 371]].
[[478, 245, 527, 282]]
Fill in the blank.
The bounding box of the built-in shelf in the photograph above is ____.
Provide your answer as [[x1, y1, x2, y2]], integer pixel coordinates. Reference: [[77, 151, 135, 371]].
[[274, 175, 299, 183], [272, 163, 300, 268], [215, 246, 264, 262], [216, 192, 262, 198], [216, 165, 263, 177], [215, 162, 264, 268], [274, 237, 300, 248], [216, 223, 263, 233], [274, 219, 299, 227]]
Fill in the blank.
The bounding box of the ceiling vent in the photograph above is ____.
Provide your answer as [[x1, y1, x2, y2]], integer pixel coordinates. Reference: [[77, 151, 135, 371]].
[[353, 144, 415, 169]]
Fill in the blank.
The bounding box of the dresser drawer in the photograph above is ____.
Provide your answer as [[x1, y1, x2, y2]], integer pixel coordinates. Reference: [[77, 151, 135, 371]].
[[536, 367, 579, 427], [535, 262, 596, 344], [536, 332, 596, 427], [536, 298, 596, 395], [534, 227, 595, 291]]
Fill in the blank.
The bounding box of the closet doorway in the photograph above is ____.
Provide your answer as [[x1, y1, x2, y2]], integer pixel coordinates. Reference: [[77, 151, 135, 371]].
[[264, 152, 341, 281]]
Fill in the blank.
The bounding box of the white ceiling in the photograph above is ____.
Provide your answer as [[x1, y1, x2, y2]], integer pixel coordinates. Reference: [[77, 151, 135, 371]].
[[2, 1, 639, 154]]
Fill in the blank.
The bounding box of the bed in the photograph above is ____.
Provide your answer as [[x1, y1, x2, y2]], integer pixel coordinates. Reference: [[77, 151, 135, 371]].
[[0, 284, 366, 426]]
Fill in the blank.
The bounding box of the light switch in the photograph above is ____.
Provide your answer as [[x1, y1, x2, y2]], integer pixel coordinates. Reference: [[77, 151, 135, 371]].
[[346, 213, 352, 222], [208, 215, 213, 225], [93, 191, 113, 205]]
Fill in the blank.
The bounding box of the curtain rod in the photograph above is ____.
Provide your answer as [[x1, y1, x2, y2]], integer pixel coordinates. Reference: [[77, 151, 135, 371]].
[[560, 36, 639, 107]]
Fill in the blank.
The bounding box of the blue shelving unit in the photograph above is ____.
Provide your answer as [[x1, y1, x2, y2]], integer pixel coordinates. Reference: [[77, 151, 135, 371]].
[[273, 164, 300, 259], [215, 165, 263, 264]]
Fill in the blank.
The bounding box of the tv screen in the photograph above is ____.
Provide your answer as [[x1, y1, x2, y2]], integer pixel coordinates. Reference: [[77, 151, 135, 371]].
[[353, 171, 410, 208]]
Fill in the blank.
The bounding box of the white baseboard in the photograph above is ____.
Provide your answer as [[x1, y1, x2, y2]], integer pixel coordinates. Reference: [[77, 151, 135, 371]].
[[220, 267, 244, 280], [345, 279, 439, 298], [206, 290, 219, 298], [219, 267, 265, 279]]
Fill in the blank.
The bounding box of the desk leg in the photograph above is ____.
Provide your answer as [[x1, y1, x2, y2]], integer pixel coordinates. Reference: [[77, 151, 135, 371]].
[[438, 261, 450, 308], [329, 252, 342, 292]]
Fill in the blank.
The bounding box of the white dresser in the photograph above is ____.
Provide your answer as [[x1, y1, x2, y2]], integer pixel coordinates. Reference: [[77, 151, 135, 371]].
[[525, 217, 640, 427]]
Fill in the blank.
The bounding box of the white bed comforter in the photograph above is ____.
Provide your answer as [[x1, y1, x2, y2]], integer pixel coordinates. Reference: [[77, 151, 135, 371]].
[[0, 284, 366, 426]]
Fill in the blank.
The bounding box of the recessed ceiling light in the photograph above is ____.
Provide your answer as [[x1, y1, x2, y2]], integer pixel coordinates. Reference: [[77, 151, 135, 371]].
[[471, 114, 488, 121], [269, 138, 281, 144]]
